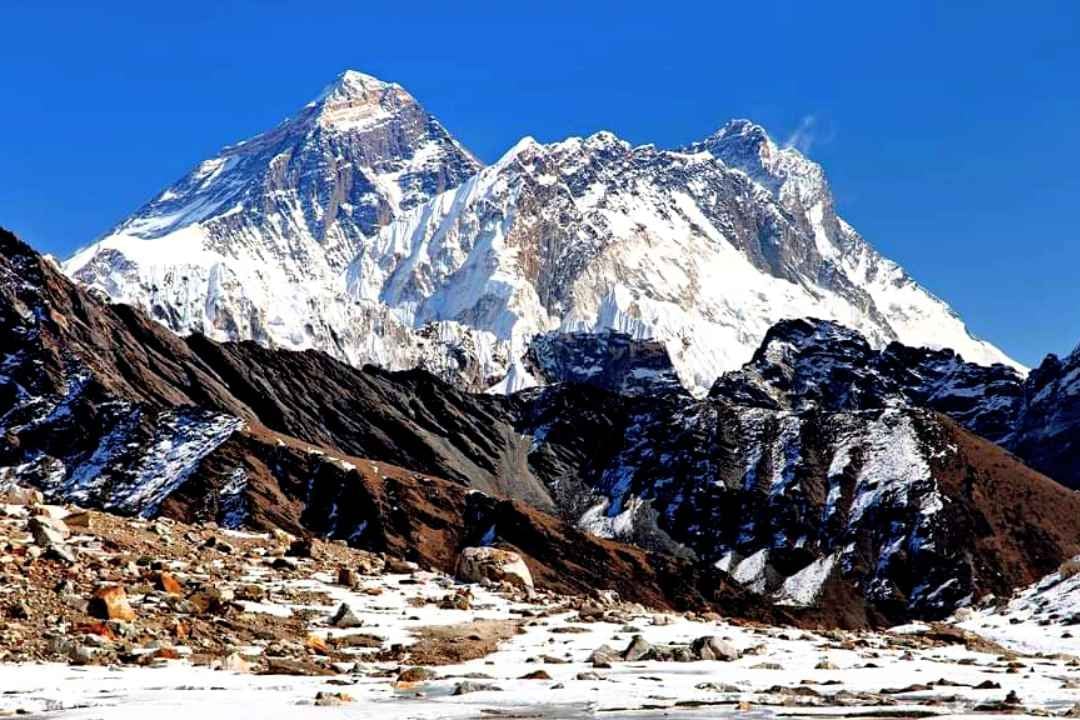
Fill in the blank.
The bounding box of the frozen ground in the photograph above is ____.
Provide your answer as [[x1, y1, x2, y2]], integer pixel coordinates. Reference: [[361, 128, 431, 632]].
[[4, 557, 1080, 719]]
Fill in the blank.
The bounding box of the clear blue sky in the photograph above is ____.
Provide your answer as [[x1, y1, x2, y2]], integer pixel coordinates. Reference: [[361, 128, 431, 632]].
[[2, 1, 1077, 366]]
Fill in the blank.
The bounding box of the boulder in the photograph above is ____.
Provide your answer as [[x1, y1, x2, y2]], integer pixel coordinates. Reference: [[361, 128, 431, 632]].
[[271, 557, 299, 571], [0, 485, 42, 505], [385, 557, 419, 574], [397, 666, 436, 683], [671, 645, 696, 662], [355, 553, 385, 575], [45, 544, 76, 564], [89, 585, 136, 622], [263, 657, 335, 676], [453, 681, 502, 695], [330, 603, 364, 629], [65, 511, 94, 530], [438, 588, 473, 610], [28, 515, 68, 547], [233, 583, 266, 602], [588, 644, 620, 666], [286, 537, 313, 558], [336, 566, 358, 587], [692, 636, 740, 661], [29, 504, 68, 520], [187, 587, 233, 615], [455, 547, 533, 590], [304, 633, 330, 655], [154, 571, 183, 595], [621, 635, 654, 662], [519, 669, 552, 680], [314, 692, 353, 707]]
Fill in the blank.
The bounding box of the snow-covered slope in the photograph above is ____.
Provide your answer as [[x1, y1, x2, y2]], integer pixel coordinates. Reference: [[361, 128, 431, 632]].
[[347, 120, 1019, 393], [955, 556, 1080, 656], [64, 70, 498, 387], [66, 74, 1019, 394]]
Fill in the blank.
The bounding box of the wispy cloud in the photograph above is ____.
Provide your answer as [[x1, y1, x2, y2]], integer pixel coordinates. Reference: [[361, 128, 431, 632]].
[[783, 114, 820, 154]]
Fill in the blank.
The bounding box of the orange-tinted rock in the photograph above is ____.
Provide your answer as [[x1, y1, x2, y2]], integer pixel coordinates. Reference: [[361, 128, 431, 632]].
[[169, 619, 190, 639], [304, 633, 329, 655], [74, 621, 116, 640], [155, 571, 183, 595], [89, 585, 136, 622]]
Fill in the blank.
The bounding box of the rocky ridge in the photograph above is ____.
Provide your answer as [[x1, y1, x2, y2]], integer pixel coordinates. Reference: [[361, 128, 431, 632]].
[[0, 227, 791, 621], [6, 227, 1078, 625]]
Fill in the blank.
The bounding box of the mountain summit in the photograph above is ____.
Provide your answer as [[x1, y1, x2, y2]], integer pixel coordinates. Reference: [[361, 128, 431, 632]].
[[65, 70, 485, 379], [65, 74, 1019, 393]]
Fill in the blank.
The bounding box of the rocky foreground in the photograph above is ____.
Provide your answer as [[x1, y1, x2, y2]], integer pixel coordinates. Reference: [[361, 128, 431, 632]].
[[3, 488, 1080, 719]]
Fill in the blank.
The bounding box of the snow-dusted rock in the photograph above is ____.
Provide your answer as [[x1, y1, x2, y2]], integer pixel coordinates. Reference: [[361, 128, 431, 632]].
[[691, 636, 740, 661], [28, 515, 69, 547], [0, 485, 43, 506], [329, 602, 364, 629]]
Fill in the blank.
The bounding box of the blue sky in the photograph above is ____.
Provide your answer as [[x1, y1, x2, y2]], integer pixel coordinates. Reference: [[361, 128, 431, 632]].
[[2, 1, 1077, 365]]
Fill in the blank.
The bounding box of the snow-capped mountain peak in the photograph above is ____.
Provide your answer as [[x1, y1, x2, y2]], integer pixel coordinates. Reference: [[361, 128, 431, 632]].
[[692, 119, 828, 216], [314, 68, 400, 100], [306, 69, 425, 136], [342, 121, 1019, 392], [63, 70, 486, 383]]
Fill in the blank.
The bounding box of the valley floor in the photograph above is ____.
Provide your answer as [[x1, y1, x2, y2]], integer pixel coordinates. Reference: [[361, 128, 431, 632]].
[[2, 502, 1079, 719]]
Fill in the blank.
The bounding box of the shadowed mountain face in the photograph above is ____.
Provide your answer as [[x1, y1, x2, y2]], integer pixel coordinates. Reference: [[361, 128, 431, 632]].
[[1009, 349, 1080, 490], [4, 227, 1079, 625]]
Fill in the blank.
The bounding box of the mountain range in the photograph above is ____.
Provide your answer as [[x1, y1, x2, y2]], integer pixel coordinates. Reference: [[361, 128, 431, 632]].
[[64, 70, 1019, 396], [4, 70, 1078, 628]]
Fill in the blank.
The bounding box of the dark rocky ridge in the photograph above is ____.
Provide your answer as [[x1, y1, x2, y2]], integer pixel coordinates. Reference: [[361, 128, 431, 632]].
[[710, 317, 1080, 490], [524, 330, 686, 397], [710, 318, 1025, 443], [1009, 349, 1080, 490]]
